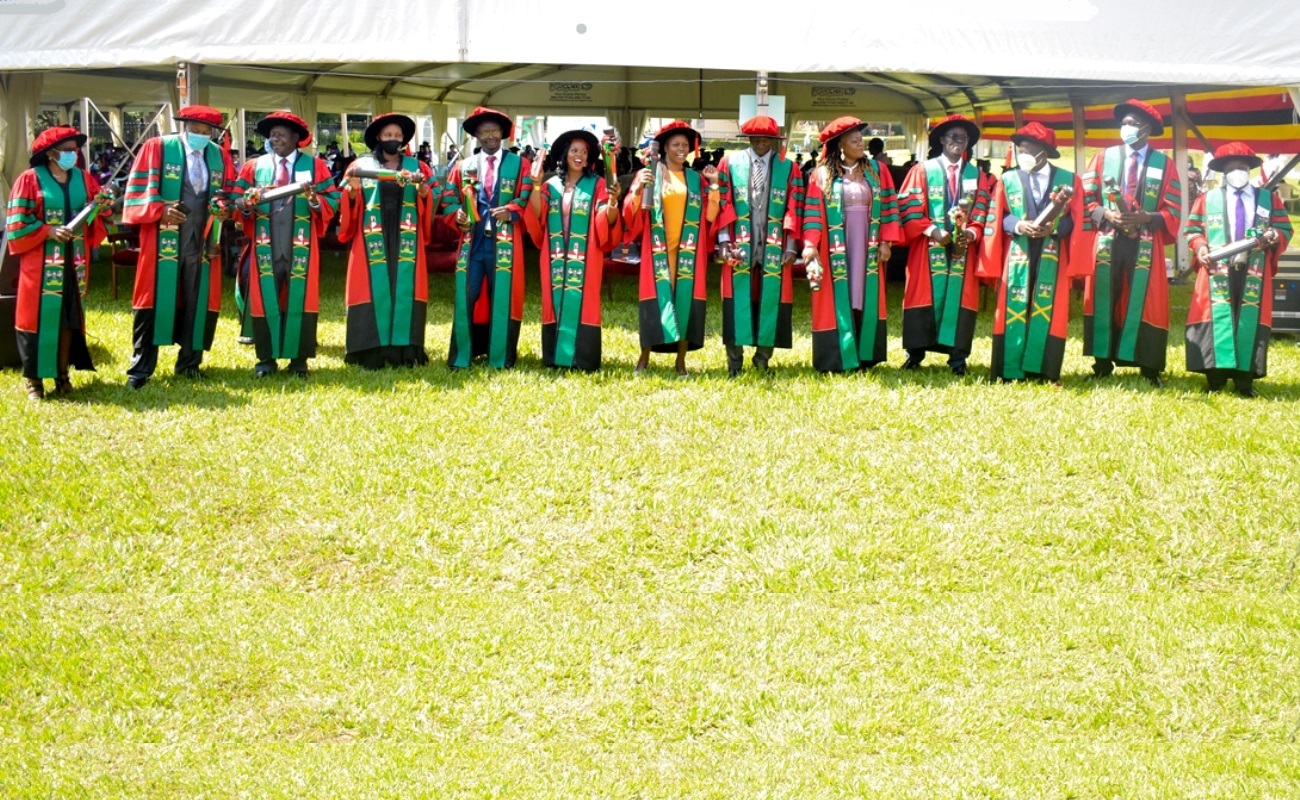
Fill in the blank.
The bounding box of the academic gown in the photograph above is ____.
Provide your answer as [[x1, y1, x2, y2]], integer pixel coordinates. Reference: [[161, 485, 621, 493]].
[[520, 174, 621, 370], [443, 152, 533, 369], [6, 166, 110, 379], [1183, 188, 1293, 380], [231, 152, 340, 364], [715, 152, 805, 352], [1075, 145, 1182, 372], [898, 158, 990, 357], [802, 162, 902, 372], [978, 165, 1085, 381]]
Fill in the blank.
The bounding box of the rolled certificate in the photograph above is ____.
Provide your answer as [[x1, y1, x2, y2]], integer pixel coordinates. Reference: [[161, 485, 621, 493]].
[[1206, 235, 1263, 265], [256, 181, 312, 204], [1031, 184, 1073, 228], [65, 198, 106, 234]]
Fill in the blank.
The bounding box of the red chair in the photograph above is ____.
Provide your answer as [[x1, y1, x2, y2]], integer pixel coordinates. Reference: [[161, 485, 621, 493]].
[[106, 223, 139, 299]]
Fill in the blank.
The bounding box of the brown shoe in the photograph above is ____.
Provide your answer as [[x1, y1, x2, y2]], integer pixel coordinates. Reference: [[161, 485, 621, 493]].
[[54, 374, 73, 396], [25, 379, 45, 402]]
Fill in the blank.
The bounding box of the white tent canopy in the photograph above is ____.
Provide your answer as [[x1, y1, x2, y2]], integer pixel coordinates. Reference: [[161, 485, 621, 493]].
[[3, 0, 1299, 85]]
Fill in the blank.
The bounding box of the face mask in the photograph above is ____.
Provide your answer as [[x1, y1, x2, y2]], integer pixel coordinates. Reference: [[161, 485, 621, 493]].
[[380, 140, 404, 155], [1016, 152, 1043, 172], [1225, 169, 1250, 190], [55, 150, 78, 170], [186, 132, 211, 151], [1119, 124, 1144, 146]]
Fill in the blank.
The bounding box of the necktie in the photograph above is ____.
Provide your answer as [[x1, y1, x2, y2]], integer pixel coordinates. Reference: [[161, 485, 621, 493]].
[[188, 151, 205, 192], [275, 157, 290, 187], [1124, 151, 1141, 205], [1235, 190, 1247, 242], [751, 154, 766, 205], [484, 154, 497, 199], [947, 163, 959, 202]]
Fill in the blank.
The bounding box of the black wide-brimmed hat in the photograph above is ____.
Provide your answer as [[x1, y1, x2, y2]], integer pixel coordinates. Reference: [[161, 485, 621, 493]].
[[364, 113, 416, 151]]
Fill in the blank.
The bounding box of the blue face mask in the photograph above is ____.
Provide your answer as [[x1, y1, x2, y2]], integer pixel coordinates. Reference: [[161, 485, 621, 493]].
[[55, 150, 78, 170], [186, 132, 212, 151]]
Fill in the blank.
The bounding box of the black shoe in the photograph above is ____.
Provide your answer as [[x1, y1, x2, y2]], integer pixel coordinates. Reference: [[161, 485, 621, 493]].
[[950, 364, 967, 376], [179, 367, 204, 379], [1236, 381, 1258, 398], [728, 368, 740, 378], [1091, 360, 1115, 378], [237, 336, 255, 346], [901, 358, 923, 370], [1143, 371, 1164, 388], [254, 367, 276, 379], [291, 369, 309, 379], [127, 376, 148, 390], [1206, 378, 1228, 393]]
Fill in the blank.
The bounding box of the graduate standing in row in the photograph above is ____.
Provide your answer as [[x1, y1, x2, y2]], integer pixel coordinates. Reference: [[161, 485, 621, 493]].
[[715, 115, 804, 376], [897, 115, 990, 375], [521, 129, 622, 371], [979, 122, 1084, 384], [123, 105, 235, 388], [802, 116, 901, 373], [624, 121, 720, 376], [231, 111, 340, 378], [6, 126, 112, 400], [1184, 142, 1292, 397]]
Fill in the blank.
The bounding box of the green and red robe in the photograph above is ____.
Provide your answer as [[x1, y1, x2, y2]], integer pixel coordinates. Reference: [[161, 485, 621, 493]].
[[622, 169, 716, 352], [1076, 146, 1182, 372], [715, 152, 805, 352], [337, 156, 440, 363], [520, 174, 621, 370], [5, 166, 109, 379], [122, 134, 234, 352], [444, 154, 533, 369], [1184, 188, 1292, 379], [802, 162, 902, 372], [978, 167, 1085, 381], [898, 158, 990, 356], [231, 152, 340, 363]]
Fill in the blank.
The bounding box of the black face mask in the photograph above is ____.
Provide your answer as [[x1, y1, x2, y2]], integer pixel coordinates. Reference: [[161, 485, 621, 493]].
[[379, 140, 404, 155]]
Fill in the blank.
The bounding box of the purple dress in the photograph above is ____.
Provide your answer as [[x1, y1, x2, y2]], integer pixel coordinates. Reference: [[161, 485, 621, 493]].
[[842, 174, 873, 310]]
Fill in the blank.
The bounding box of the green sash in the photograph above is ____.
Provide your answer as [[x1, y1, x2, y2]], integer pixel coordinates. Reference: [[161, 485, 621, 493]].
[[357, 154, 421, 350], [1204, 187, 1271, 371], [822, 168, 884, 368], [250, 154, 332, 359], [824, 178, 858, 369], [649, 167, 703, 344], [451, 153, 520, 368], [924, 159, 978, 347], [1092, 147, 1164, 361], [728, 154, 793, 348], [545, 174, 597, 367], [1000, 168, 1072, 378], [32, 166, 88, 378], [154, 136, 225, 349]]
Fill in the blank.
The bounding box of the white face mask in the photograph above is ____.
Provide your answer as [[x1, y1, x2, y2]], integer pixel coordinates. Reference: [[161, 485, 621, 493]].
[[1120, 124, 1145, 146], [1017, 152, 1044, 172], [1225, 169, 1250, 190]]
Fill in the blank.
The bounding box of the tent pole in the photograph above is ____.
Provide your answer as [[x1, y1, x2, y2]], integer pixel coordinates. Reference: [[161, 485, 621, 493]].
[[341, 113, 349, 155], [237, 108, 246, 162], [1072, 99, 1087, 177], [756, 71, 769, 117], [80, 97, 91, 162], [1171, 88, 1190, 274]]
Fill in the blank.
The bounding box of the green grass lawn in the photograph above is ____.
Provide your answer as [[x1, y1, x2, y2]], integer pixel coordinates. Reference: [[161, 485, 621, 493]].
[[3, 251, 1299, 798]]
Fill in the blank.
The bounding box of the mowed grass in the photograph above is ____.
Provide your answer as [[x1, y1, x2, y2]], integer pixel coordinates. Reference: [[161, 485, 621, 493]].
[[2, 249, 1299, 797]]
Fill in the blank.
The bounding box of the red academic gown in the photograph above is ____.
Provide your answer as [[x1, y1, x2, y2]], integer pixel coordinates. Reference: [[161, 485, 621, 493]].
[[442, 154, 533, 368], [337, 156, 438, 365], [622, 172, 716, 352], [230, 152, 339, 362], [123, 135, 235, 351], [802, 162, 902, 371], [715, 153, 804, 351], [7, 166, 110, 379], [898, 158, 990, 357], [977, 166, 1085, 381], [1183, 188, 1293, 379], [1075, 145, 1181, 372], [521, 175, 621, 370]]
